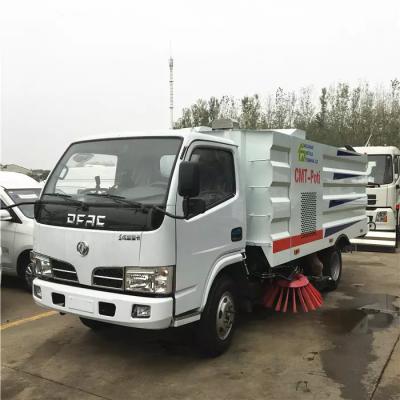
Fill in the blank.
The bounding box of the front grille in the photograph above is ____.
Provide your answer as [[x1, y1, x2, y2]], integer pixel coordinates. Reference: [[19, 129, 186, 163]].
[[92, 268, 124, 290], [51, 259, 78, 282]]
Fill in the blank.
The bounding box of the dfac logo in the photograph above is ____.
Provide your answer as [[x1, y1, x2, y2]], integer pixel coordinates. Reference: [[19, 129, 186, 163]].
[[76, 241, 89, 256], [298, 143, 307, 162], [67, 213, 105, 228]]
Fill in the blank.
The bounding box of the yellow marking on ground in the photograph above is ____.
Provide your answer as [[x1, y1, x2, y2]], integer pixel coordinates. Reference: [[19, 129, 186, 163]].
[[0, 311, 58, 331]]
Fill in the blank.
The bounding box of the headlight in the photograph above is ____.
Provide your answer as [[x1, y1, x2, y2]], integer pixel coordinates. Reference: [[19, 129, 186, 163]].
[[31, 253, 52, 277], [125, 266, 174, 294], [375, 211, 388, 223]]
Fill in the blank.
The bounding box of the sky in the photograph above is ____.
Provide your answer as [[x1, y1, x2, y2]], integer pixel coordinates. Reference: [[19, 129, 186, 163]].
[[1, 0, 400, 169]]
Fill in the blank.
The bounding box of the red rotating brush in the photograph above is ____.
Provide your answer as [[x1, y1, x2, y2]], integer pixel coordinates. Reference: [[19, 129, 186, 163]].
[[263, 274, 323, 312]]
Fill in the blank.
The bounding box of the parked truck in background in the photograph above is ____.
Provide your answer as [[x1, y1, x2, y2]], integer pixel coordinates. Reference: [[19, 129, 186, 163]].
[[27, 120, 369, 355], [351, 146, 400, 249]]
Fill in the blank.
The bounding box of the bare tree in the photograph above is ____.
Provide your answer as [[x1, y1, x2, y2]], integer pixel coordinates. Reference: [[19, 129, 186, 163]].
[[174, 80, 400, 147]]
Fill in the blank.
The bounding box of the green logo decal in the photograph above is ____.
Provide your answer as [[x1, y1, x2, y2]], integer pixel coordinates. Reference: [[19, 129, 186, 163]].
[[298, 144, 306, 162]]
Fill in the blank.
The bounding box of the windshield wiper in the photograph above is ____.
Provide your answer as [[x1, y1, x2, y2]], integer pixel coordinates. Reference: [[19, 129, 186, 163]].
[[5, 192, 187, 219], [42, 193, 85, 206], [84, 193, 186, 219], [43, 193, 73, 199], [367, 183, 381, 187], [85, 193, 146, 208], [4, 193, 86, 210]]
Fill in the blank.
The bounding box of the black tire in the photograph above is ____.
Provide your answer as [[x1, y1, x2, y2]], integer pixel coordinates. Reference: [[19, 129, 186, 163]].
[[18, 254, 34, 291], [195, 274, 237, 357], [79, 317, 111, 330], [320, 247, 342, 291]]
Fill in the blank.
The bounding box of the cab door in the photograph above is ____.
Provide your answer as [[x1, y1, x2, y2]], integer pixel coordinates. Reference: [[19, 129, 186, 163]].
[[175, 142, 245, 316], [0, 193, 16, 271]]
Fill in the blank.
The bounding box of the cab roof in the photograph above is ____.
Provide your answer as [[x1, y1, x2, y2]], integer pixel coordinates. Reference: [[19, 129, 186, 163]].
[[72, 129, 237, 147], [0, 172, 42, 189]]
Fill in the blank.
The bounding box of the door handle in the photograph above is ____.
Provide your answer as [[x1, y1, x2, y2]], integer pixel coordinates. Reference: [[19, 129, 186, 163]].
[[231, 227, 243, 242]]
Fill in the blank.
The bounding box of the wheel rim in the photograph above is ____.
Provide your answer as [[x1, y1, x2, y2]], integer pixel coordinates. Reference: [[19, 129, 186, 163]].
[[216, 291, 235, 340], [330, 252, 341, 281], [25, 262, 34, 287]]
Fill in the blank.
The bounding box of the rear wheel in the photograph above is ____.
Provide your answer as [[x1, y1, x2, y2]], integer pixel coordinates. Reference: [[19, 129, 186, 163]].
[[320, 247, 342, 291], [195, 274, 237, 357], [79, 317, 111, 330]]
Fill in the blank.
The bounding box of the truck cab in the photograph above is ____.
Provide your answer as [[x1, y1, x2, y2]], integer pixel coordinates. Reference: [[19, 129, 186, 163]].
[[351, 146, 400, 248], [31, 131, 244, 353]]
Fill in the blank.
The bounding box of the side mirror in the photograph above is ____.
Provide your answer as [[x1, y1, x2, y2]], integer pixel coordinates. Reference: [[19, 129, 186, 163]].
[[178, 161, 200, 198], [183, 198, 206, 218], [0, 209, 12, 221]]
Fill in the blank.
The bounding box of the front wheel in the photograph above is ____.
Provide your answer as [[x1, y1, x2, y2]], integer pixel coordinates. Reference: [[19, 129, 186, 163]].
[[320, 247, 342, 291], [195, 275, 237, 357]]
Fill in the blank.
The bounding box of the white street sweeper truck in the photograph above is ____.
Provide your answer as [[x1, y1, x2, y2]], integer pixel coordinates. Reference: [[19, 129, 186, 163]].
[[350, 146, 399, 249], [7, 120, 369, 355]]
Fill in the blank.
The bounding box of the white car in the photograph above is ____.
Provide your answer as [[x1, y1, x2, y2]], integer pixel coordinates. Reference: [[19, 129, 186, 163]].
[[0, 172, 42, 289]]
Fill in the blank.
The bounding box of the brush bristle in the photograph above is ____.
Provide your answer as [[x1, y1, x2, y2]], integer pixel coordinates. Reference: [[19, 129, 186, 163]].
[[263, 274, 323, 313]]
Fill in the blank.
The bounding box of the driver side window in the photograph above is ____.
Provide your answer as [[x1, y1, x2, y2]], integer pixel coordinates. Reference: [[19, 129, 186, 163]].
[[190, 147, 236, 209]]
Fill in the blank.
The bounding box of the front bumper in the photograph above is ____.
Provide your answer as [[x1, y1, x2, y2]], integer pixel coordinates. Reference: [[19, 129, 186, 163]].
[[32, 278, 173, 329]]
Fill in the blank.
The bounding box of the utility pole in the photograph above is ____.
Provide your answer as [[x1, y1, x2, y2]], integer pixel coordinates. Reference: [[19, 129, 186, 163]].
[[169, 56, 174, 129]]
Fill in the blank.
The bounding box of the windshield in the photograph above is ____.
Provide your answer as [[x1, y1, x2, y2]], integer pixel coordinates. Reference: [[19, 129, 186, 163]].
[[6, 189, 41, 218], [44, 137, 182, 204], [37, 137, 182, 231], [368, 155, 393, 185]]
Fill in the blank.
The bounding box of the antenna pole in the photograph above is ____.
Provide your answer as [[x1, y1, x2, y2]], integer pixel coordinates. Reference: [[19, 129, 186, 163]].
[[169, 56, 174, 129], [365, 133, 373, 147]]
